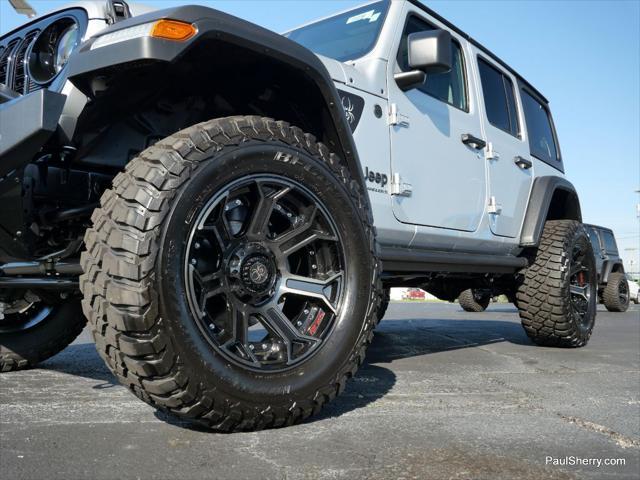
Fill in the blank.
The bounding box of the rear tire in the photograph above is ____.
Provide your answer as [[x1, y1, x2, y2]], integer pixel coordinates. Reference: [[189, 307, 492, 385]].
[[0, 300, 85, 372], [602, 273, 630, 312], [80, 116, 380, 431], [458, 289, 490, 312], [376, 288, 390, 323], [516, 220, 596, 347]]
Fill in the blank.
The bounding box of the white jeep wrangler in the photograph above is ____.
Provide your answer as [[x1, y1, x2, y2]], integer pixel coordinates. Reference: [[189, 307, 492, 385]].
[[0, 0, 596, 430]]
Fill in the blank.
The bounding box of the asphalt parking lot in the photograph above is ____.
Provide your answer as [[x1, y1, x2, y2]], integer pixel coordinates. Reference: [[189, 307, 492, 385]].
[[1, 302, 639, 480]]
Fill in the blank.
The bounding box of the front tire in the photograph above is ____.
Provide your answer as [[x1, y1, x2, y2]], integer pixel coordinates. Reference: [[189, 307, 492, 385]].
[[602, 273, 630, 312], [458, 289, 490, 312], [80, 116, 380, 431], [516, 220, 597, 347]]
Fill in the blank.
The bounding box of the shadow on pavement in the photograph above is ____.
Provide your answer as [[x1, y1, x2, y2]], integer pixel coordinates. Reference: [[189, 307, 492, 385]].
[[368, 317, 532, 363], [39, 316, 532, 428]]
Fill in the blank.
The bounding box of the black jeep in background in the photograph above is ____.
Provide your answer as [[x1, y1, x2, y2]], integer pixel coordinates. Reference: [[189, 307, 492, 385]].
[[586, 225, 629, 312]]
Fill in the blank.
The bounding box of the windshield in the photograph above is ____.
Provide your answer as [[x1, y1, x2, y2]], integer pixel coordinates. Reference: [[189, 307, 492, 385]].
[[287, 1, 389, 62]]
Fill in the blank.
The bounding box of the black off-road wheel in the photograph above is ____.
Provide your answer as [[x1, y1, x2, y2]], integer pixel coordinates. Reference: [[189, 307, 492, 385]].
[[516, 220, 597, 347], [458, 289, 490, 312], [80, 116, 380, 431], [0, 296, 85, 372], [602, 272, 630, 312]]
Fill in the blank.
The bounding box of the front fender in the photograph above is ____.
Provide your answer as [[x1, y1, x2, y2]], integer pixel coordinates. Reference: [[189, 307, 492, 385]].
[[66, 5, 365, 197]]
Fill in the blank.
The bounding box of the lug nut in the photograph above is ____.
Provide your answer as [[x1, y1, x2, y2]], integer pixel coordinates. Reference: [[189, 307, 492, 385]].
[[191, 258, 197, 266], [194, 242, 201, 250]]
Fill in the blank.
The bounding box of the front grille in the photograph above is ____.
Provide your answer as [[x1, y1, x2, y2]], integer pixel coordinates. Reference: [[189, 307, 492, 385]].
[[0, 39, 20, 86], [13, 30, 40, 95]]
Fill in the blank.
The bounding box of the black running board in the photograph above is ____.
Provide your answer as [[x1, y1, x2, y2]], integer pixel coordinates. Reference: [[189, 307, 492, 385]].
[[380, 246, 528, 274]]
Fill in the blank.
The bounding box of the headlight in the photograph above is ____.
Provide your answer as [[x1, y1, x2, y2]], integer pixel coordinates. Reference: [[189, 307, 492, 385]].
[[54, 24, 79, 73], [28, 18, 79, 84]]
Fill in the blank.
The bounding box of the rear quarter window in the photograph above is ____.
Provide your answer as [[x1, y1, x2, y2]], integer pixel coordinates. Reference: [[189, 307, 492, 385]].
[[521, 90, 559, 164], [601, 231, 618, 255]]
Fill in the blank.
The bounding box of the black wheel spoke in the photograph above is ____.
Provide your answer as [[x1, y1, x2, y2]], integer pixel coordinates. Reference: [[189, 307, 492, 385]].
[[226, 301, 249, 346], [259, 305, 320, 363], [191, 267, 225, 315], [246, 182, 291, 240], [280, 272, 342, 314], [200, 193, 233, 249], [271, 205, 338, 257], [570, 284, 589, 301]]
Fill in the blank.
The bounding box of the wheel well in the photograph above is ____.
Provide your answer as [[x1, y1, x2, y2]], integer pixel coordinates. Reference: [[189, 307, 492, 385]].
[[545, 188, 581, 222], [612, 263, 625, 274], [71, 41, 348, 173]]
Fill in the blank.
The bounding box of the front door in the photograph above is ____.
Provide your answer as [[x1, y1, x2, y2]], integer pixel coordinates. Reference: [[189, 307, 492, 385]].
[[388, 13, 486, 232]]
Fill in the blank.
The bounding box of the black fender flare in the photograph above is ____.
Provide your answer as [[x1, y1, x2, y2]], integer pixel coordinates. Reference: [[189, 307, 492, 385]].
[[66, 5, 366, 198], [601, 260, 624, 285], [520, 176, 582, 247]]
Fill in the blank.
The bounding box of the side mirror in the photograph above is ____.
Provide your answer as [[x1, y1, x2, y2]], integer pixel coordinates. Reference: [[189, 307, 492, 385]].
[[395, 29, 452, 91]]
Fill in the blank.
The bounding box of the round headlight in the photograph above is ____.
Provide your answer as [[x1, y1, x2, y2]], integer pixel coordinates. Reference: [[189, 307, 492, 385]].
[[54, 23, 79, 73], [28, 18, 79, 84]]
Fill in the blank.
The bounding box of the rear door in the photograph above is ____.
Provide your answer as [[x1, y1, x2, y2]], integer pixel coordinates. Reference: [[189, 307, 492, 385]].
[[587, 226, 605, 276], [471, 51, 533, 238]]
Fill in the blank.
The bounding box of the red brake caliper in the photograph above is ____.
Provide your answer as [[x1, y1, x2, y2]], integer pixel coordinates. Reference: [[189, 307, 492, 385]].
[[577, 271, 586, 286]]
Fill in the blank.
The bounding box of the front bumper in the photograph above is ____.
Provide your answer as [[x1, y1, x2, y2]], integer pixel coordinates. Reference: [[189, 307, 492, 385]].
[[0, 89, 66, 177]]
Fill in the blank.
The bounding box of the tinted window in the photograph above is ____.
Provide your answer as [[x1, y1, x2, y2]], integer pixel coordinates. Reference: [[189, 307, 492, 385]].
[[478, 59, 519, 137], [601, 231, 618, 254], [521, 90, 559, 163], [587, 228, 601, 253], [287, 1, 389, 62], [398, 16, 467, 111]]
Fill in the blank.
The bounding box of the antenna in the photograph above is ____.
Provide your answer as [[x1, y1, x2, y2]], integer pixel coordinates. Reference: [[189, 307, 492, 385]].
[[8, 0, 37, 18]]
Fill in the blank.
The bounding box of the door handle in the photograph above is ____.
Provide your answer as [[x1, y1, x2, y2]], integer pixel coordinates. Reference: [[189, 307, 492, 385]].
[[514, 156, 532, 169], [461, 133, 486, 150]]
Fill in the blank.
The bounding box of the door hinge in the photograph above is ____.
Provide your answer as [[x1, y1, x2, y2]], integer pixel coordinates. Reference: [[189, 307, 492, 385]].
[[391, 173, 412, 197], [485, 142, 500, 161], [389, 103, 410, 127], [488, 196, 502, 215]]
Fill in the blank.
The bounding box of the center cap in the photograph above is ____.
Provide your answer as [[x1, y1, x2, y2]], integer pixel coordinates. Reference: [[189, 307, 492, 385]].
[[240, 254, 275, 293]]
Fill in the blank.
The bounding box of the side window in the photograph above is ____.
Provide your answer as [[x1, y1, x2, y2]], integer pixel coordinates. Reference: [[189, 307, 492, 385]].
[[397, 16, 467, 111], [477, 58, 519, 137], [521, 90, 559, 164], [587, 228, 601, 253], [601, 231, 618, 255]]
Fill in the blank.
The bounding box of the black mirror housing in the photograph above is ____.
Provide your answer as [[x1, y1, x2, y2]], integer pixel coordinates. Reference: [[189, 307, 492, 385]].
[[407, 29, 452, 74]]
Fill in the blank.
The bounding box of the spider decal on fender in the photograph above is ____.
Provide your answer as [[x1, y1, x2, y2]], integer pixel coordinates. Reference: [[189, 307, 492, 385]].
[[337, 90, 365, 132]]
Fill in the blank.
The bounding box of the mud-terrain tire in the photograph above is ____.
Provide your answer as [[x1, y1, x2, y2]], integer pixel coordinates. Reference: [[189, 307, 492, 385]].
[[458, 289, 490, 312], [376, 288, 390, 323], [80, 116, 380, 431], [516, 220, 597, 347], [0, 300, 85, 372], [602, 272, 630, 312]]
